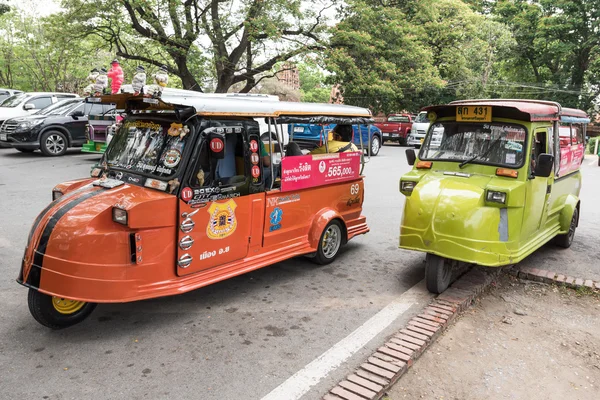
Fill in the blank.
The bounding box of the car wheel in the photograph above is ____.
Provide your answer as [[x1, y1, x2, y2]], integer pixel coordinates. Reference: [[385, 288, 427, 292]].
[[28, 289, 97, 329], [425, 254, 452, 294], [15, 148, 35, 153], [369, 136, 381, 156], [40, 131, 68, 156], [312, 220, 344, 265], [554, 207, 578, 248]]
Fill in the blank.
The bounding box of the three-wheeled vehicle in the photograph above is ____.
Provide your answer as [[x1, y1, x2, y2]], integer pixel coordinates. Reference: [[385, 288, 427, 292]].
[[18, 93, 371, 328], [399, 99, 589, 293]]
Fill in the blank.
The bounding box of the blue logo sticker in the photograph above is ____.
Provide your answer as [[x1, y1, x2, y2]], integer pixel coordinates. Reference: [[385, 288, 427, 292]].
[[269, 207, 283, 231]]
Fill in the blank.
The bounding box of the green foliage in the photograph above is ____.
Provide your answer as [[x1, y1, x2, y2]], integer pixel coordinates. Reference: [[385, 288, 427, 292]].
[[588, 137, 599, 154], [325, 1, 443, 113], [298, 63, 331, 103]]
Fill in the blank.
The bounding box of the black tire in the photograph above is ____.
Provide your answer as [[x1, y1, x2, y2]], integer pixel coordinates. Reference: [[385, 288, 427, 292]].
[[15, 148, 35, 153], [312, 220, 344, 265], [28, 289, 97, 329], [554, 207, 578, 248], [425, 254, 452, 294], [40, 131, 68, 156], [369, 135, 381, 156]]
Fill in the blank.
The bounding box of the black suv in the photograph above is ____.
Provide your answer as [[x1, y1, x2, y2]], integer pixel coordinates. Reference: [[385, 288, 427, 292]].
[[0, 99, 115, 156]]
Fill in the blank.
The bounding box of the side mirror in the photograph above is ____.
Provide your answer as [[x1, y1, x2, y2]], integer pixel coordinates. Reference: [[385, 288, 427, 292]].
[[406, 149, 416, 166], [23, 103, 35, 110], [535, 153, 554, 177], [71, 110, 85, 118]]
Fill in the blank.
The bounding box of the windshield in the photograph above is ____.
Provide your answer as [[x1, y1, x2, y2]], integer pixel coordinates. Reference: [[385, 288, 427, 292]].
[[37, 99, 81, 115], [104, 118, 189, 178], [420, 122, 527, 168], [1, 93, 28, 107], [388, 116, 410, 122], [414, 112, 428, 123]]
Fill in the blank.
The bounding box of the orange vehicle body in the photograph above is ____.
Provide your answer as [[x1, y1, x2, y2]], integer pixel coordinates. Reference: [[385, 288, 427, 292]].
[[17, 95, 371, 308], [19, 178, 367, 303]]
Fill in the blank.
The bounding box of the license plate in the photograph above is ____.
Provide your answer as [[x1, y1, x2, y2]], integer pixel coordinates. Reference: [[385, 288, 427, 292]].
[[420, 138, 424, 143], [0, 133, 6, 141], [456, 105, 491, 122], [95, 143, 102, 151], [293, 127, 304, 132]]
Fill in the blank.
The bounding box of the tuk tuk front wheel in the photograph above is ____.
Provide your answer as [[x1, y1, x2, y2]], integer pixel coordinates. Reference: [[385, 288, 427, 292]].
[[28, 289, 97, 329], [312, 220, 344, 265], [554, 207, 578, 248], [425, 254, 452, 294]]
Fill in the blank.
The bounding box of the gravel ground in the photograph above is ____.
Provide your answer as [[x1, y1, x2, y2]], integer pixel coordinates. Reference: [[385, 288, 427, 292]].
[[387, 275, 600, 400]]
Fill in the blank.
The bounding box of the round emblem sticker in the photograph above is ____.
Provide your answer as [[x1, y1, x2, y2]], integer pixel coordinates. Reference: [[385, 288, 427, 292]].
[[164, 149, 181, 168], [250, 140, 258, 153], [210, 138, 224, 152], [319, 160, 326, 173], [251, 165, 260, 178], [251, 152, 259, 164], [181, 187, 193, 202]]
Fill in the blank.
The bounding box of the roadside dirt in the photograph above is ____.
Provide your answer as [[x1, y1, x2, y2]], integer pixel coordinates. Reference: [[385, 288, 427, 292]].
[[386, 274, 600, 400]]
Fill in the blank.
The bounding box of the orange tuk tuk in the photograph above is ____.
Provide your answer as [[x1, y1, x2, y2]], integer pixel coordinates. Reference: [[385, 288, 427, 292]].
[[18, 93, 371, 328]]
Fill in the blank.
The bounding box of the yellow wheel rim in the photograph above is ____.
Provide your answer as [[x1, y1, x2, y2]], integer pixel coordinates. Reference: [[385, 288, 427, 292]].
[[52, 296, 85, 314]]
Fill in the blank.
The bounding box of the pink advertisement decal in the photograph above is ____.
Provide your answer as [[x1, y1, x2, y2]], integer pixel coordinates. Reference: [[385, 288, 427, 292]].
[[280, 151, 361, 192]]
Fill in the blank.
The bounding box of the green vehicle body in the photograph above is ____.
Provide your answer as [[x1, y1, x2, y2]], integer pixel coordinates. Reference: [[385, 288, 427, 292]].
[[399, 100, 588, 269]]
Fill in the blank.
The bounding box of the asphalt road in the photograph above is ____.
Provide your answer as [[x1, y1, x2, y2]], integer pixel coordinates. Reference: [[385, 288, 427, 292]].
[[0, 144, 431, 400], [0, 146, 598, 400]]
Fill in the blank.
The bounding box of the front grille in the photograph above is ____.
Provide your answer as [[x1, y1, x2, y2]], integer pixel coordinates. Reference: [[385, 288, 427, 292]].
[[0, 121, 18, 133], [417, 130, 426, 135]]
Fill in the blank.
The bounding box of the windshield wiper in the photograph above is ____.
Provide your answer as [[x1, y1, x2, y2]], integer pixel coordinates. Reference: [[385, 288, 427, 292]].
[[459, 137, 502, 169]]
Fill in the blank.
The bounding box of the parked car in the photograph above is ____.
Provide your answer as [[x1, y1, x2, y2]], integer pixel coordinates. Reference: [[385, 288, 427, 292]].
[[407, 111, 430, 148], [0, 88, 23, 104], [0, 98, 114, 156], [374, 113, 413, 145], [288, 123, 383, 156], [0, 92, 78, 127]]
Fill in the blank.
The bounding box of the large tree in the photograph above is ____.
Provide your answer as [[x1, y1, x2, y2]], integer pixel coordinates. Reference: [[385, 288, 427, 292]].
[[326, 0, 514, 113], [61, 0, 333, 93], [493, 0, 600, 112]]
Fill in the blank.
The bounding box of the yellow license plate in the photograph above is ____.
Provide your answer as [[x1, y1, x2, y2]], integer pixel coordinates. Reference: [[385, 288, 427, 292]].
[[456, 106, 491, 122], [420, 138, 424, 143], [95, 143, 101, 151]]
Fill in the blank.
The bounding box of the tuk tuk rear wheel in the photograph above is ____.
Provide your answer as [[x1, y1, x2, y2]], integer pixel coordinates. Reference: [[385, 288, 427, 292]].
[[425, 254, 452, 294], [554, 207, 578, 248], [28, 289, 97, 329], [312, 220, 344, 265]]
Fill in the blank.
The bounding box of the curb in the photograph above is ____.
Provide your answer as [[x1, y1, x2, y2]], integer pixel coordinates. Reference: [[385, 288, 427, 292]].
[[323, 267, 499, 400], [508, 265, 600, 291]]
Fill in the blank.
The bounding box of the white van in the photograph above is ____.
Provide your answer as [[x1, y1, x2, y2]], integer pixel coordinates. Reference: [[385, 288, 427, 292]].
[[407, 111, 430, 147], [0, 92, 79, 126]]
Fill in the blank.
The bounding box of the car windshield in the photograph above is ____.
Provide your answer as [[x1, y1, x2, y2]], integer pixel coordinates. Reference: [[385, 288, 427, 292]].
[[104, 118, 189, 178], [0, 93, 28, 108], [37, 99, 82, 115], [388, 116, 410, 122], [414, 113, 428, 123], [419, 122, 527, 168]]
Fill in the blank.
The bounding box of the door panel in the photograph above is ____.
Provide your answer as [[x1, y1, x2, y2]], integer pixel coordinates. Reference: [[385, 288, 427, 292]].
[[177, 194, 254, 276], [521, 128, 551, 240]]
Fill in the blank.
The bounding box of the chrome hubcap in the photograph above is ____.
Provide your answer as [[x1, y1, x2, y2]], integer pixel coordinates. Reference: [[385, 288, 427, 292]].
[[371, 137, 379, 154], [46, 134, 65, 154], [322, 224, 341, 259]]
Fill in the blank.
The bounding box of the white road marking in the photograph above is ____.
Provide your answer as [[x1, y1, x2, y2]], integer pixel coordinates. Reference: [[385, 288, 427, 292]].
[[588, 158, 598, 166], [260, 280, 430, 400]]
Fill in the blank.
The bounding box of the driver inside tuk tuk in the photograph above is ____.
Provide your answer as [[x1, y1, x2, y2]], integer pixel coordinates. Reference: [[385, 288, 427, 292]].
[[310, 124, 358, 154]]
